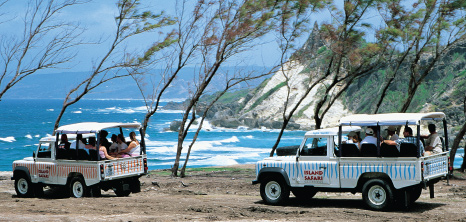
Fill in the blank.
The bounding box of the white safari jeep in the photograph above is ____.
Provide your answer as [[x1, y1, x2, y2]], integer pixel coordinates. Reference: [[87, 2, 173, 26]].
[[253, 113, 450, 210], [12, 122, 148, 198]]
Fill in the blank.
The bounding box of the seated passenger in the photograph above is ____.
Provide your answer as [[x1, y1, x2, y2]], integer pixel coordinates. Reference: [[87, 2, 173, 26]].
[[99, 141, 118, 160], [100, 130, 112, 150], [70, 134, 86, 149], [58, 134, 71, 150], [85, 137, 97, 150], [343, 131, 357, 144], [108, 134, 119, 153], [360, 128, 377, 149], [386, 126, 399, 141], [352, 132, 361, 147], [116, 134, 128, 152], [422, 124, 443, 155], [382, 126, 425, 155], [118, 132, 140, 157]]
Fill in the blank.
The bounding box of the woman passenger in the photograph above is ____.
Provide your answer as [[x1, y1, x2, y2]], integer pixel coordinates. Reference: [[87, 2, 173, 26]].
[[119, 132, 140, 157], [99, 141, 118, 160], [352, 132, 361, 149]]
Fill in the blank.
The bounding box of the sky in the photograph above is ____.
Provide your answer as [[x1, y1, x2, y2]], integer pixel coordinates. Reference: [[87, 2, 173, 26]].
[[0, 0, 286, 73], [0, 0, 382, 74]]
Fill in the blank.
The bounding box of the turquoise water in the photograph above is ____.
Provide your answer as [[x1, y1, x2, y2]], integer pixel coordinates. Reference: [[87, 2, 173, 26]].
[[0, 99, 305, 171], [0, 99, 464, 171]]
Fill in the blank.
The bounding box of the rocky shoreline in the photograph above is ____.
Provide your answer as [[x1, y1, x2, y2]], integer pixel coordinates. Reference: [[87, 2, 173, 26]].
[[163, 101, 302, 131]]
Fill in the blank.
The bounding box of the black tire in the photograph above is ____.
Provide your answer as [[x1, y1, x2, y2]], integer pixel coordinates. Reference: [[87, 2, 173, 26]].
[[33, 184, 44, 197], [114, 187, 131, 197], [130, 178, 141, 193], [260, 176, 290, 205], [292, 187, 317, 200], [362, 179, 394, 211], [113, 182, 131, 197], [69, 177, 87, 198], [14, 174, 34, 197], [90, 186, 102, 197]]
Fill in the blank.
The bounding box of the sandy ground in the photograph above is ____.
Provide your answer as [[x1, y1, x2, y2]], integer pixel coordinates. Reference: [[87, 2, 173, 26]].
[[1, 165, 466, 222]]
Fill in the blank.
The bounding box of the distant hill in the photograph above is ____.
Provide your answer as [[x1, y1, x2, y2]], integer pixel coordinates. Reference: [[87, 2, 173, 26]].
[[2, 66, 270, 101]]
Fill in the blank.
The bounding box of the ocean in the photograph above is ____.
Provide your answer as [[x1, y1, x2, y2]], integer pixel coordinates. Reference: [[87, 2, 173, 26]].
[[0, 99, 464, 172]]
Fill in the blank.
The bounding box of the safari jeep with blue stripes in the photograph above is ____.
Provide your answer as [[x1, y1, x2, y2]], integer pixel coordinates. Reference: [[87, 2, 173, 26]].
[[253, 113, 450, 211]]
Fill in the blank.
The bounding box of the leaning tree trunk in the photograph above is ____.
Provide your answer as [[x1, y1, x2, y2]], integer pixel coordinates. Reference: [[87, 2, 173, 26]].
[[450, 121, 466, 171]]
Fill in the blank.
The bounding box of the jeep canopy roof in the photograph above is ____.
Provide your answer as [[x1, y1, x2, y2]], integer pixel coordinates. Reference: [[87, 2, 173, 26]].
[[55, 122, 141, 134], [339, 112, 445, 126], [305, 126, 361, 137]]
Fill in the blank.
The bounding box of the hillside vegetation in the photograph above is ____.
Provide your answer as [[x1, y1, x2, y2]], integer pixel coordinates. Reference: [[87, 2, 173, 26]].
[[201, 28, 466, 137]]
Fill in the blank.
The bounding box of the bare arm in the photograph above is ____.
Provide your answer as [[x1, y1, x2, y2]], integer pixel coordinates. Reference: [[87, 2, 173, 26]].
[[383, 140, 397, 146], [101, 146, 117, 160], [119, 141, 136, 153]]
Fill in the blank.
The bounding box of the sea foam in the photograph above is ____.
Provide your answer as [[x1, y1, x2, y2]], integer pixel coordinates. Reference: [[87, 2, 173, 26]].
[[0, 137, 16, 142]]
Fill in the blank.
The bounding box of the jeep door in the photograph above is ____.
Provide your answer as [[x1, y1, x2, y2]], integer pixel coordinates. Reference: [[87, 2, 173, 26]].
[[296, 136, 339, 188], [34, 142, 57, 184]]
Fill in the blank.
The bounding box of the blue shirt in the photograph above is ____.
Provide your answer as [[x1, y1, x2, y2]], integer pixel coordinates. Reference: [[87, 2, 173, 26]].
[[395, 136, 424, 155]]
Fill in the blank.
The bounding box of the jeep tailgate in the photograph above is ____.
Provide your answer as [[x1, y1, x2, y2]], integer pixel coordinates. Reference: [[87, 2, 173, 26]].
[[422, 152, 448, 181], [101, 156, 146, 180]]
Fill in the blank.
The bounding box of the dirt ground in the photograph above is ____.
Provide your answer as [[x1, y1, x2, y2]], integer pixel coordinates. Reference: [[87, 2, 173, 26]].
[[1, 165, 466, 222]]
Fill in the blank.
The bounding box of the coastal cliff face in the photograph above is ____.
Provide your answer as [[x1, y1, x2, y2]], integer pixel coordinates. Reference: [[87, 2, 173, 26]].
[[166, 23, 466, 133], [234, 62, 350, 130]]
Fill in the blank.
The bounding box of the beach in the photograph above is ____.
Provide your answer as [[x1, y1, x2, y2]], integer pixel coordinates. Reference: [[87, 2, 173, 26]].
[[1, 165, 466, 221]]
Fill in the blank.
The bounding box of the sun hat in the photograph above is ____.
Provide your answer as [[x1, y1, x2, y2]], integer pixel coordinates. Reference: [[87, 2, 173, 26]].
[[387, 126, 397, 131]]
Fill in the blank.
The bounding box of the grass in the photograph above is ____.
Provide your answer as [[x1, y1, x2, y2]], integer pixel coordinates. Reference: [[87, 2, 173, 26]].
[[247, 81, 287, 112]]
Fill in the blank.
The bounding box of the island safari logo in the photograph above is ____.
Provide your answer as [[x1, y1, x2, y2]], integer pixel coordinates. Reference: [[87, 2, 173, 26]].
[[304, 170, 324, 182], [38, 169, 49, 178]]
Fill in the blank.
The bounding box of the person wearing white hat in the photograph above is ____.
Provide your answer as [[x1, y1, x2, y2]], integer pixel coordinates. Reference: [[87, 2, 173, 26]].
[[360, 127, 378, 149]]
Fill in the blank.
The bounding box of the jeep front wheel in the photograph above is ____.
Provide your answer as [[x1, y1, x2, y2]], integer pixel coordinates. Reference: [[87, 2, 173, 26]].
[[260, 177, 289, 205], [362, 179, 394, 211], [15, 174, 33, 197]]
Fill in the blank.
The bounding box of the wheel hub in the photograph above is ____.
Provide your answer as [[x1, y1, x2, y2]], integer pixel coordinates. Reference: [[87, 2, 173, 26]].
[[265, 181, 281, 200], [368, 185, 386, 206]]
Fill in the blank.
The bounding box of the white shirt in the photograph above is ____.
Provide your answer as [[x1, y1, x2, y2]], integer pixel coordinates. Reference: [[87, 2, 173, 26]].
[[109, 143, 119, 153], [70, 140, 86, 149], [389, 134, 399, 141], [361, 135, 378, 145]]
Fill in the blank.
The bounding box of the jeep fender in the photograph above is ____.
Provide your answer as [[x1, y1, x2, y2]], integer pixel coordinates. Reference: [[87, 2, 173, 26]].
[[253, 167, 291, 186], [12, 166, 31, 181]]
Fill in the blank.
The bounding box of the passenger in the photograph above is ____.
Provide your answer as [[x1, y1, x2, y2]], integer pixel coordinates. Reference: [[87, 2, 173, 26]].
[[108, 134, 119, 153], [99, 141, 118, 160], [360, 128, 378, 148], [58, 134, 71, 150], [382, 126, 425, 155], [343, 131, 357, 144], [386, 126, 399, 141], [422, 124, 443, 155], [85, 137, 97, 150], [100, 130, 112, 150], [351, 132, 361, 148], [116, 134, 128, 152], [70, 134, 86, 149], [119, 132, 140, 157]]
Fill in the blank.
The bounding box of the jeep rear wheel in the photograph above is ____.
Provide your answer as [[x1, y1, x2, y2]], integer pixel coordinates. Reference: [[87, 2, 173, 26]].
[[260, 177, 289, 205], [70, 177, 86, 198], [362, 179, 394, 211], [15, 175, 33, 197]]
